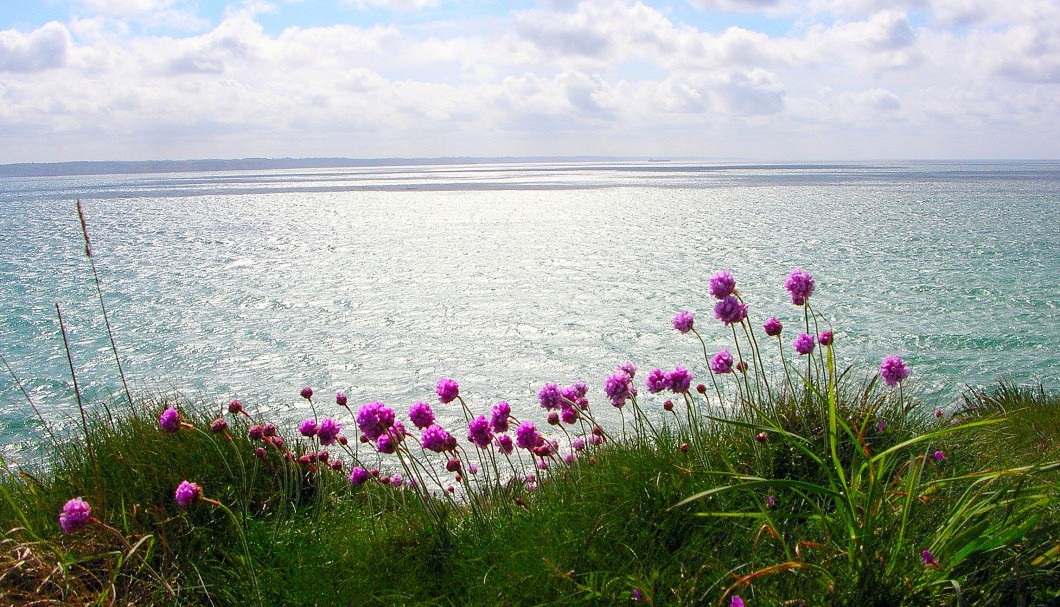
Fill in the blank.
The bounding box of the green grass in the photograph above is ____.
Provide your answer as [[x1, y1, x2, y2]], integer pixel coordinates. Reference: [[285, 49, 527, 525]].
[[1, 381, 1057, 606]]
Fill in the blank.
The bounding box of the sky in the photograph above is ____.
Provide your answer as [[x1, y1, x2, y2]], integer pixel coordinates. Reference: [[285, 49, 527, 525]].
[[1, 0, 1058, 163]]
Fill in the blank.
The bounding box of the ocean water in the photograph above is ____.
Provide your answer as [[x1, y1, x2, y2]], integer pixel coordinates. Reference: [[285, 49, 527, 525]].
[[1, 161, 1057, 461]]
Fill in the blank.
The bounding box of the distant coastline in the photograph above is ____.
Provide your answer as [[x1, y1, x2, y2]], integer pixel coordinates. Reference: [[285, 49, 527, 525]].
[[0, 156, 641, 178]]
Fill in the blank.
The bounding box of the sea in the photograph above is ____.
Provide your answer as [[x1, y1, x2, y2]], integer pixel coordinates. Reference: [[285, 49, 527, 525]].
[[1, 160, 1057, 462]]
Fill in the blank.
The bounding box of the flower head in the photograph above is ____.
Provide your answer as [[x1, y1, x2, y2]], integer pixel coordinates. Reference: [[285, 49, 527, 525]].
[[819, 330, 834, 346], [298, 419, 318, 437], [879, 355, 910, 387], [159, 407, 181, 433], [921, 549, 939, 567], [604, 370, 635, 407], [409, 402, 436, 430], [59, 497, 91, 533], [495, 434, 514, 454], [317, 418, 341, 446], [709, 270, 737, 299], [356, 402, 395, 441], [175, 481, 202, 508], [210, 417, 228, 434], [300, 386, 314, 400], [515, 421, 544, 450], [348, 466, 371, 485], [421, 425, 456, 453], [793, 333, 815, 355], [763, 317, 783, 337], [436, 377, 460, 404], [933, 450, 946, 461], [490, 401, 511, 432], [667, 366, 693, 393], [376, 434, 395, 454], [335, 392, 348, 407], [467, 415, 494, 449], [785, 268, 815, 305], [713, 295, 748, 326], [645, 368, 669, 394], [538, 382, 562, 410], [731, 595, 745, 607], [617, 361, 637, 378], [227, 399, 243, 414], [710, 350, 734, 375], [672, 310, 695, 334]]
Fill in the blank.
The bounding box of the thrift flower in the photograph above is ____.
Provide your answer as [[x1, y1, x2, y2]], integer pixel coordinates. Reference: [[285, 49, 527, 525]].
[[300, 386, 314, 400], [709, 270, 736, 299], [714, 295, 748, 325], [672, 310, 694, 333], [604, 370, 635, 407], [785, 268, 815, 305], [495, 434, 514, 454], [317, 418, 341, 446], [421, 425, 456, 453], [538, 382, 562, 410], [793, 333, 815, 355], [159, 407, 181, 433], [210, 418, 228, 434], [710, 350, 734, 374], [356, 402, 395, 441], [335, 392, 348, 407], [763, 317, 783, 337], [645, 368, 669, 394], [515, 421, 545, 450], [348, 467, 370, 485], [922, 549, 939, 567], [879, 355, 910, 387], [490, 401, 511, 432], [572, 437, 586, 451], [819, 329, 834, 346], [298, 419, 318, 437], [667, 367, 693, 393], [731, 595, 745, 607], [59, 497, 91, 533], [561, 406, 579, 424], [175, 481, 202, 508], [933, 450, 946, 461], [376, 434, 395, 454], [436, 377, 460, 403], [227, 399, 243, 414], [467, 415, 494, 448], [617, 361, 637, 378], [409, 402, 436, 429]]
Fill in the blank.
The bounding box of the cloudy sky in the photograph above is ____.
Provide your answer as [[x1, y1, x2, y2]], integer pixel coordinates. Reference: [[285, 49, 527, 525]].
[[1, 0, 1058, 163]]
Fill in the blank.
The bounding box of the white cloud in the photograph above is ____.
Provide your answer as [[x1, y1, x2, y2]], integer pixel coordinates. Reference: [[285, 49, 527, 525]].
[[346, 0, 441, 9], [0, 22, 71, 73]]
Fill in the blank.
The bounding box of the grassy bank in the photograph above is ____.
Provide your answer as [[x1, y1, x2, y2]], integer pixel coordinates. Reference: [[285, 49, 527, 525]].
[[2, 270, 1058, 606]]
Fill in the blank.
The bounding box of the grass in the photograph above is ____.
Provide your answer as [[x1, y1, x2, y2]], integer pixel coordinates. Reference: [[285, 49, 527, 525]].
[[1, 381, 1056, 606], [1, 263, 1058, 606]]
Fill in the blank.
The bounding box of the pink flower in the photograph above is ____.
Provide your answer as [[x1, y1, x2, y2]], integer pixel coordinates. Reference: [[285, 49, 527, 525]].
[[59, 497, 92, 533], [175, 481, 202, 508]]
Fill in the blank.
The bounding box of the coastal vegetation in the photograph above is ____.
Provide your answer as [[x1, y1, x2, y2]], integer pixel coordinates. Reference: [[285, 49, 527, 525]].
[[1, 266, 1057, 606]]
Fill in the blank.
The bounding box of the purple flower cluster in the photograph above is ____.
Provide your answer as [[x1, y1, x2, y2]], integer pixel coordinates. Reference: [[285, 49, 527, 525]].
[[646, 367, 694, 393], [713, 295, 748, 325], [467, 415, 494, 449], [59, 497, 91, 533], [356, 402, 395, 441], [879, 355, 910, 387], [537, 382, 562, 410], [436, 377, 460, 404], [515, 421, 545, 450], [490, 401, 511, 432], [785, 268, 815, 305], [300, 386, 314, 400], [709, 270, 736, 299], [710, 349, 734, 374], [317, 418, 341, 446], [175, 480, 202, 508], [819, 330, 834, 346], [671, 310, 694, 334], [298, 418, 318, 437], [763, 317, 783, 337], [159, 407, 181, 433], [421, 425, 456, 453], [793, 333, 815, 355], [409, 402, 435, 429], [604, 365, 637, 408], [348, 466, 371, 485]]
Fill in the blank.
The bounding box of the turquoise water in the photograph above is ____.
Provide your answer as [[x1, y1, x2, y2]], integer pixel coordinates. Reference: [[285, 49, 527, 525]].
[[1, 161, 1057, 461]]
